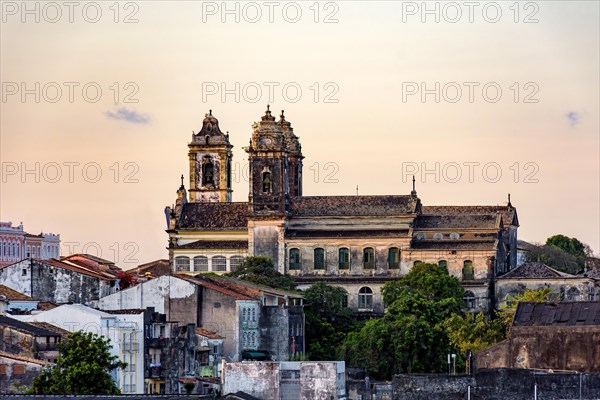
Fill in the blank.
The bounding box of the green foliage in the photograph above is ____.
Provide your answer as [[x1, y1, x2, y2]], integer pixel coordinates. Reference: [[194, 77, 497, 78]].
[[546, 234, 586, 259], [225, 256, 296, 291], [29, 331, 126, 394], [341, 263, 463, 379], [302, 282, 356, 360], [444, 313, 506, 354], [524, 243, 580, 274]]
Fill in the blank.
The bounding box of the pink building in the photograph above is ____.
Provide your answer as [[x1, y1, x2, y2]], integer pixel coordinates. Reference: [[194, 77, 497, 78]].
[[0, 221, 60, 268]]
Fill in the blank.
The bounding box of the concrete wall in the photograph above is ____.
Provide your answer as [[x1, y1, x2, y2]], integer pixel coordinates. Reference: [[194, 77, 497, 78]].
[[392, 369, 600, 400], [476, 326, 600, 372], [223, 362, 280, 400], [0, 358, 44, 394]]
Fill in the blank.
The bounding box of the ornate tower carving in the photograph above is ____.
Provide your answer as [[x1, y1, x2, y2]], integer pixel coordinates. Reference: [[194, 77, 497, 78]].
[[188, 111, 233, 203], [245, 105, 289, 215], [278, 110, 303, 197]]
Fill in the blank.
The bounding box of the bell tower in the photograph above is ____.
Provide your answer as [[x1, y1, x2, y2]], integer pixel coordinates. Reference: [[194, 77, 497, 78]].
[[188, 110, 233, 203], [278, 110, 303, 197]]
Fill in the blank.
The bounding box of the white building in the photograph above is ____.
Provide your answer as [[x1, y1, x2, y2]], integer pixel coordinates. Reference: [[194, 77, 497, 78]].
[[13, 304, 145, 394]]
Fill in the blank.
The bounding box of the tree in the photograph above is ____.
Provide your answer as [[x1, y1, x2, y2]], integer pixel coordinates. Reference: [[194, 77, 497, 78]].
[[302, 282, 356, 360], [524, 243, 579, 275], [546, 234, 586, 260], [341, 263, 463, 379], [30, 331, 126, 394], [225, 256, 296, 291]]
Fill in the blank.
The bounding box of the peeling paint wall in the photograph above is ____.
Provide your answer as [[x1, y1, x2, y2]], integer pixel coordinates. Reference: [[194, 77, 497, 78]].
[[223, 362, 280, 400]]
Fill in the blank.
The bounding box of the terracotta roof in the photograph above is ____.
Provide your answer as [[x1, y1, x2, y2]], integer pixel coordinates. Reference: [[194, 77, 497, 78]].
[[499, 262, 573, 279], [103, 308, 146, 315], [285, 229, 409, 238], [513, 302, 600, 326], [414, 214, 500, 229], [126, 259, 170, 276], [43, 259, 113, 281], [196, 328, 225, 339], [421, 205, 517, 227], [200, 274, 302, 299], [175, 240, 248, 250], [173, 274, 256, 300], [0, 285, 34, 301], [0, 315, 64, 337], [61, 253, 115, 265], [60, 254, 121, 277], [178, 202, 248, 230], [0, 350, 50, 366], [37, 302, 58, 311], [290, 195, 417, 217], [410, 240, 497, 251], [28, 321, 70, 336]]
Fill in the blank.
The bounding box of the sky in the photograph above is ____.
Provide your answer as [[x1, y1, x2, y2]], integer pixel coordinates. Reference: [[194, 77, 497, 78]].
[[1, 1, 599, 269]]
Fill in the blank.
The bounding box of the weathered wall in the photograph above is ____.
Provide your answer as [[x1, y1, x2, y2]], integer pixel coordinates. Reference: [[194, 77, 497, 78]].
[[223, 362, 280, 400], [299, 361, 344, 400], [200, 287, 242, 361], [392, 369, 600, 400], [0, 359, 43, 394], [476, 326, 600, 372], [262, 306, 290, 361], [0, 259, 31, 295], [496, 278, 594, 305]]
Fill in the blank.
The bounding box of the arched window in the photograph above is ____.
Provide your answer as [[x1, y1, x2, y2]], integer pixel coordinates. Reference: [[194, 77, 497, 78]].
[[338, 248, 350, 269], [202, 159, 214, 185], [566, 287, 582, 301], [413, 260, 422, 267], [212, 256, 227, 272], [289, 248, 301, 270], [388, 248, 400, 269], [439, 260, 447, 270], [463, 291, 476, 309], [230, 256, 244, 272], [462, 260, 474, 280], [363, 248, 375, 269], [358, 287, 373, 310], [193, 256, 208, 272], [314, 248, 325, 270], [175, 256, 190, 272], [262, 171, 271, 193]]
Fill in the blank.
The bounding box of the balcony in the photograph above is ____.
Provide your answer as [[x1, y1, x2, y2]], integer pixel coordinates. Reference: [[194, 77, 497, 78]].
[[122, 342, 139, 352], [147, 365, 164, 379]]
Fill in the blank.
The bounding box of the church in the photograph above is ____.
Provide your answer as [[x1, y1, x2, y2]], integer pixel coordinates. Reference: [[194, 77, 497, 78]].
[[165, 107, 519, 315]]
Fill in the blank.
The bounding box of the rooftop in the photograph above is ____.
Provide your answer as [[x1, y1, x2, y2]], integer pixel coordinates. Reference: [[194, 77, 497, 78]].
[[499, 262, 574, 279], [513, 302, 600, 326], [0, 285, 34, 301], [178, 202, 248, 230], [289, 195, 418, 217], [0, 315, 65, 337]]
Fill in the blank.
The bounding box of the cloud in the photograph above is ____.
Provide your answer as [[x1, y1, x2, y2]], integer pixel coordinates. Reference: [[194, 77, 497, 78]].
[[105, 108, 150, 124], [566, 111, 580, 127]]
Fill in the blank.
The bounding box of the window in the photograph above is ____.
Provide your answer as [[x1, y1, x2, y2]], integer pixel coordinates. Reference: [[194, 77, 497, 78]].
[[463, 291, 476, 309], [212, 256, 227, 272], [439, 260, 447, 270], [388, 248, 400, 269], [462, 260, 474, 280], [566, 287, 582, 301], [202, 159, 214, 185], [363, 248, 375, 269], [358, 287, 373, 310], [450, 232, 460, 240], [262, 171, 271, 193], [314, 248, 325, 269], [413, 260, 422, 267], [341, 294, 348, 308], [193, 256, 208, 272], [22, 268, 27, 276], [338, 248, 350, 269], [588, 286, 596, 301], [175, 256, 190, 272], [230, 256, 244, 272], [289, 248, 301, 270], [433, 233, 443, 240]]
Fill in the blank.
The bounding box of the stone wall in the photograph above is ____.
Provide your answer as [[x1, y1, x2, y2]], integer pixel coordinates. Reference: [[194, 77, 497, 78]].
[[392, 369, 600, 400], [223, 361, 280, 400]]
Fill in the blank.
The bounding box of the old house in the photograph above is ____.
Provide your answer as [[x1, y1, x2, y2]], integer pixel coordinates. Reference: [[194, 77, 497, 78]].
[[164, 109, 519, 315], [495, 261, 599, 306], [476, 301, 600, 372], [0, 350, 49, 394], [0, 315, 68, 363], [0, 285, 39, 314], [98, 274, 304, 362], [0, 258, 116, 307]]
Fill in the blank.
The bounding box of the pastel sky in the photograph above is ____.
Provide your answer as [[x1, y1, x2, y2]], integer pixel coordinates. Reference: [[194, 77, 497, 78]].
[[1, 1, 598, 269]]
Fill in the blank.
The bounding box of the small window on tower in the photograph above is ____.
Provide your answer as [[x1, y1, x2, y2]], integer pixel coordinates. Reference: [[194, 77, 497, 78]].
[[202, 161, 214, 185], [262, 172, 271, 193]]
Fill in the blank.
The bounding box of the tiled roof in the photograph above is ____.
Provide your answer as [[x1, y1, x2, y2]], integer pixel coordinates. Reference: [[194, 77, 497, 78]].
[[285, 230, 409, 239], [410, 240, 497, 251], [0, 315, 63, 337], [61, 253, 115, 265], [37, 302, 58, 311], [513, 302, 600, 326], [499, 262, 573, 279], [173, 274, 256, 301], [60, 254, 121, 277], [28, 321, 70, 336], [0, 350, 50, 366], [289, 196, 417, 217], [0, 285, 34, 301], [103, 308, 146, 315], [43, 259, 113, 281], [126, 259, 170, 276], [175, 240, 248, 250], [414, 214, 499, 229], [178, 202, 248, 230], [204, 275, 302, 299], [196, 328, 225, 339], [421, 205, 517, 228]]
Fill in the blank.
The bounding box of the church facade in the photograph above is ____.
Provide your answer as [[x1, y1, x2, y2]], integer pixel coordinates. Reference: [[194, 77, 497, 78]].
[[165, 108, 519, 315]]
